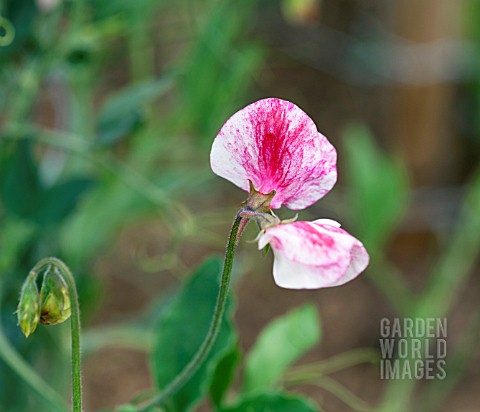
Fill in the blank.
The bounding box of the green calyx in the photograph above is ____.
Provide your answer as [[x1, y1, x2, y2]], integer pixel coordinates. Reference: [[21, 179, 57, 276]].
[[244, 180, 276, 213], [240, 180, 280, 230]]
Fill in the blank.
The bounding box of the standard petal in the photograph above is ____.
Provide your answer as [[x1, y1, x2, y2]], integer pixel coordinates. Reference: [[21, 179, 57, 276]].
[[210, 98, 337, 209], [262, 220, 369, 289]]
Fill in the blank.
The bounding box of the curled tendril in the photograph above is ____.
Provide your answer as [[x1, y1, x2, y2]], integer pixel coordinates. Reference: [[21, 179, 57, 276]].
[[0, 16, 15, 47]]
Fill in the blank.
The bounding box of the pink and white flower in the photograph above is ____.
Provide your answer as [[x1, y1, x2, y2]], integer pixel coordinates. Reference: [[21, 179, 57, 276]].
[[258, 219, 369, 289], [210, 98, 337, 210], [211, 97, 369, 289]]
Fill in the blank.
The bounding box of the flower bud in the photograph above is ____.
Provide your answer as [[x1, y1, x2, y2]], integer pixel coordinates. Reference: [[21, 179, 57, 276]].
[[17, 273, 41, 337], [39, 267, 71, 325]]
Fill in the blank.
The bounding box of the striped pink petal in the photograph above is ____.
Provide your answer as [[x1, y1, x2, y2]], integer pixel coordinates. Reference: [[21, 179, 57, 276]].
[[210, 98, 337, 210], [258, 219, 369, 289]]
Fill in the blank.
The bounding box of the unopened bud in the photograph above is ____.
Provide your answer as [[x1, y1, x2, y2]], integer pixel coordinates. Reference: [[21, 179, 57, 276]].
[[17, 273, 41, 337], [40, 267, 71, 325]]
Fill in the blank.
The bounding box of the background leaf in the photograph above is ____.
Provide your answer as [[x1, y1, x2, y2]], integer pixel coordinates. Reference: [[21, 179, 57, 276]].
[[242, 304, 320, 395], [343, 123, 409, 251], [219, 392, 319, 412], [32, 178, 95, 226], [210, 344, 241, 408], [151, 257, 237, 412], [96, 74, 175, 146], [0, 142, 42, 219]]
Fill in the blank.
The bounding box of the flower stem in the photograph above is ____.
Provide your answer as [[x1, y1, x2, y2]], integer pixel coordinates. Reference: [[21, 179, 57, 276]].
[[31, 258, 83, 412], [138, 214, 246, 412]]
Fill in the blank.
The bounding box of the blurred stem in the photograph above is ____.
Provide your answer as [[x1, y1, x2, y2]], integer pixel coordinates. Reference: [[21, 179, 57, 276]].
[[137, 214, 247, 412], [82, 325, 152, 355], [379, 169, 480, 412], [68, 69, 96, 173], [417, 310, 480, 412], [128, 16, 155, 82], [414, 171, 480, 318], [31, 258, 83, 412], [1, 124, 190, 228], [8, 59, 49, 124], [8, 0, 90, 128], [0, 309, 69, 411], [300, 377, 378, 412], [69, 0, 87, 29], [284, 348, 380, 383], [367, 254, 413, 316], [70, 70, 95, 141], [7, 11, 66, 124]]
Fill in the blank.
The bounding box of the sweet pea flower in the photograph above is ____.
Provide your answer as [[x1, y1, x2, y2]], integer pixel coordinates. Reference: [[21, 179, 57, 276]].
[[211, 97, 369, 289], [257, 219, 369, 289], [210, 98, 337, 210]]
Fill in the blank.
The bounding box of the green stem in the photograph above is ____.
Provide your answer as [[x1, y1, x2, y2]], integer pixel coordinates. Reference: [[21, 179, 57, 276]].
[[31, 258, 83, 412], [138, 214, 246, 412]]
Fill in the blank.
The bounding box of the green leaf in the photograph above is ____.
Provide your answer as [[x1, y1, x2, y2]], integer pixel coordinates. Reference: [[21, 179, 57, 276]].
[[210, 344, 241, 407], [0, 218, 36, 274], [91, 0, 165, 20], [343, 123, 409, 251], [219, 392, 319, 412], [262, 243, 271, 257], [97, 74, 175, 146], [115, 404, 138, 412], [151, 257, 237, 412], [0, 141, 42, 219], [243, 304, 320, 395], [33, 178, 95, 226]]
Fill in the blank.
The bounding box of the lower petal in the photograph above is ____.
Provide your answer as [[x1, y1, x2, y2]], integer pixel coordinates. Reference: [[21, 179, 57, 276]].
[[272, 249, 348, 289], [271, 240, 369, 289], [326, 243, 370, 287]]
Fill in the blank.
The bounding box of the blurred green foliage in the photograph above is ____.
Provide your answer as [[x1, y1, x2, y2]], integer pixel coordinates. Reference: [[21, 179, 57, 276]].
[[118, 258, 323, 411], [343, 124, 409, 252], [343, 124, 480, 412], [219, 393, 319, 412], [209, 344, 241, 407], [1, 0, 480, 411], [343, 124, 413, 314], [242, 304, 320, 395], [0, 0, 263, 410], [151, 257, 237, 412]]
